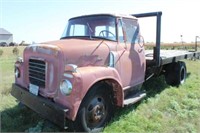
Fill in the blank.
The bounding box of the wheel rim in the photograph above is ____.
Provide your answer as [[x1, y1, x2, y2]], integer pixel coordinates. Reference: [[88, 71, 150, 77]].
[[85, 96, 107, 128], [180, 67, 185, 84]]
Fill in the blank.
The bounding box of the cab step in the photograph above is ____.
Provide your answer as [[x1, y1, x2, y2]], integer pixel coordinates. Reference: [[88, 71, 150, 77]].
[[123, 91, 146, 106]]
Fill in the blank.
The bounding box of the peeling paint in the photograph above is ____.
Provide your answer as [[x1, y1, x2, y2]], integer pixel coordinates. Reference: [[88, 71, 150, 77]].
[[28, 44, 60, 56]]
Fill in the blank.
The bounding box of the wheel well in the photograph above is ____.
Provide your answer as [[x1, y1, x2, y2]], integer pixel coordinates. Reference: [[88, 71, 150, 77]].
[[74, 79, 119, 131], [85, 79, 123, 107]]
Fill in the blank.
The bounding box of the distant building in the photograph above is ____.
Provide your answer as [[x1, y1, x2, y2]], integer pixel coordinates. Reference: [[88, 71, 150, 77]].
[[0, 28, 13, 45]]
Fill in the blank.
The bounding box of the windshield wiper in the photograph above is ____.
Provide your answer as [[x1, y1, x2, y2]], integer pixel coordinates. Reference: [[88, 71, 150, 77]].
[[60, 36, 94, 40], [60, 36, 116, 41], [91, 36, 116, 41]]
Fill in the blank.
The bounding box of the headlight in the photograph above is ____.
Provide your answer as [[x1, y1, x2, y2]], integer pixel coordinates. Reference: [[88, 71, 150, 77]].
[[15, 67, 20, 78], [60, 80, 72, 96], [17, 57, 23, 63]]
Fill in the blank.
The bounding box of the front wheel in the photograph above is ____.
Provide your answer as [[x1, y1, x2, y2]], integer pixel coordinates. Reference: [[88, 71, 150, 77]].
[[74, 84, 114, 132]]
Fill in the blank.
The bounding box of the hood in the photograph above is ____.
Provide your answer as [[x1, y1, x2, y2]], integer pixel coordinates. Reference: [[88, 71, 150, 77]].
[[40, 39, 114, 67]]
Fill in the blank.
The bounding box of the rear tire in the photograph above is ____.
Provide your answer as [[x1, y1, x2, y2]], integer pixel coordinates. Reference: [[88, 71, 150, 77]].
[[74, 84, 114, 132], [165, 61, 187, 86]]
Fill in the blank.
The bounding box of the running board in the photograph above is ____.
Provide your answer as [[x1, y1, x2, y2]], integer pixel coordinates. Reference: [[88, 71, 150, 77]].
[[124, 92, 146, 106]]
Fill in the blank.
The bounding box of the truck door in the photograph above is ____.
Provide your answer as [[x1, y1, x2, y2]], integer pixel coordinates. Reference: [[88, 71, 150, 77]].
[[117, 18, 146, 88]]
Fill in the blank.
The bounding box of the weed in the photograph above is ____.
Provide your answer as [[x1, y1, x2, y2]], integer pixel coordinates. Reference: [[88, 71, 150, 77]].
[[25, 121, 44, 133], [12, 47, 19, 56], [0, 49, 3, 56]]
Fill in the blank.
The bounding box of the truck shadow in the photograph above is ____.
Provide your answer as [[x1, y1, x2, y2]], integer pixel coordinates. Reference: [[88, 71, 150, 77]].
[[1, 100, 62, 132], [108, 72, 191, 128]]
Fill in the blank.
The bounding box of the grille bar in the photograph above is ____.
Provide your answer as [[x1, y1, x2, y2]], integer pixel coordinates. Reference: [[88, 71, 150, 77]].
[[29, 69, 45, 75], [29, 59, 46, 87], [29, 62, 45, 67], [29, 65, 45, 71], [29, 76, 45, 82]]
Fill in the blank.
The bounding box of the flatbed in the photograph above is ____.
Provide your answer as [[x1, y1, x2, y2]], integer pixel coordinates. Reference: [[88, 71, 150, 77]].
[[145, 50, 200, 66]]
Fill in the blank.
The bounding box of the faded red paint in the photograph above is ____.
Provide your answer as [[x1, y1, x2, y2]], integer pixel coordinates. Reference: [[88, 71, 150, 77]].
[[14, 14, 146, 121]]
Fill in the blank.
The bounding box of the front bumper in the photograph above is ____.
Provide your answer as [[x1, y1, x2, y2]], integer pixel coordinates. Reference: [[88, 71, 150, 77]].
[[11, 84, 69, 129]]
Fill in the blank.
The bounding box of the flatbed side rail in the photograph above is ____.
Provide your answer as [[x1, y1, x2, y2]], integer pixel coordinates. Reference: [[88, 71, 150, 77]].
[[160, 51, 200, 65], [132, 12, 162, 67]]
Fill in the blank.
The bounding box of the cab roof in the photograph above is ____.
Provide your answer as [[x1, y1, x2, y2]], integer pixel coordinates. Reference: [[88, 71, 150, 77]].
[[69, 13, 137, 20]]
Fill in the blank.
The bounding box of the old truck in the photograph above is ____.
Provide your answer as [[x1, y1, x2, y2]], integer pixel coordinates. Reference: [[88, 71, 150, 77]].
[[11, 12, 200, 131]]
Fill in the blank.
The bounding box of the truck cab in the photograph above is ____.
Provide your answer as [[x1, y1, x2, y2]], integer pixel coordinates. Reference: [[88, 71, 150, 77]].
[[61, 14, 146, 88], [12, 14, 147, 131]]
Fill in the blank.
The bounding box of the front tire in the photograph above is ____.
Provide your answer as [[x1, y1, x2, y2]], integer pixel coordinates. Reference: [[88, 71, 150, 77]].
[[74, 84, 114, 132]]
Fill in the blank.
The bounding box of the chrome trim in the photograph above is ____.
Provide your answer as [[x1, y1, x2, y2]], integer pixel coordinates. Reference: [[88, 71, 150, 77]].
[[109, 52, 114, 67], [15, 67, 20, 78], [65, 64, 78, 73], [63, 73, 73, 78], [109, 51, 117, 67], [17, 57, 23, 63]]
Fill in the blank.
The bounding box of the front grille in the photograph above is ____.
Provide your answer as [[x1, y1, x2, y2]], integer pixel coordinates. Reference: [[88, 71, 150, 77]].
[[29, 59, 46, 87]]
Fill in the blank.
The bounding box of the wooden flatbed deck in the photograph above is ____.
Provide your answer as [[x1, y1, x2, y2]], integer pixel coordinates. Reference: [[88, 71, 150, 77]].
[[145, 50, 200, 66]]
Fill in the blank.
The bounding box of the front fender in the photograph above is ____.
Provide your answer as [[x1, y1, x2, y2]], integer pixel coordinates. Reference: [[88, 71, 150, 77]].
[[73, 66, 123, 120], [78, 66, 122, 98], [54, 66, 123, 121]]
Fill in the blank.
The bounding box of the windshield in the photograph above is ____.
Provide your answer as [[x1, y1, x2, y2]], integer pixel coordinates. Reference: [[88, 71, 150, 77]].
[[61, 15, 117, 41]]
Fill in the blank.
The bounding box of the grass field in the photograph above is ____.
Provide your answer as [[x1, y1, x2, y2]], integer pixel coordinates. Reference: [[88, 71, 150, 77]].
[[104, 60, 200, 132], [0, 46, 200, 132], [0, 46, 61, 132]]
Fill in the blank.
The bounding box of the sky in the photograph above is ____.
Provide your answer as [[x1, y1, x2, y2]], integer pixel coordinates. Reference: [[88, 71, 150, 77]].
[[0, 0, 200, 44]]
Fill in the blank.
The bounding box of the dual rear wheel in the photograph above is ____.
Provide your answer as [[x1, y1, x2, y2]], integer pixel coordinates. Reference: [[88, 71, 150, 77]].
[[165, 61, 187, 86]]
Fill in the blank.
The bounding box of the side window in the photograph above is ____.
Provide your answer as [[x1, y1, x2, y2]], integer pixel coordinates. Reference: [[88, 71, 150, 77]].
[[118, 19, 124, 43], [122, 18, 139, 44], [69, 24, 86, 36]]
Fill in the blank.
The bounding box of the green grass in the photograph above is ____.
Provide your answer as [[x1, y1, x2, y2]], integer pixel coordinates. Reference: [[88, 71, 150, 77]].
[[0, 47, 63, 132], [0, 46, 200, 132], [104, 60, 200, 133], [0, 46, 24, 95]]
